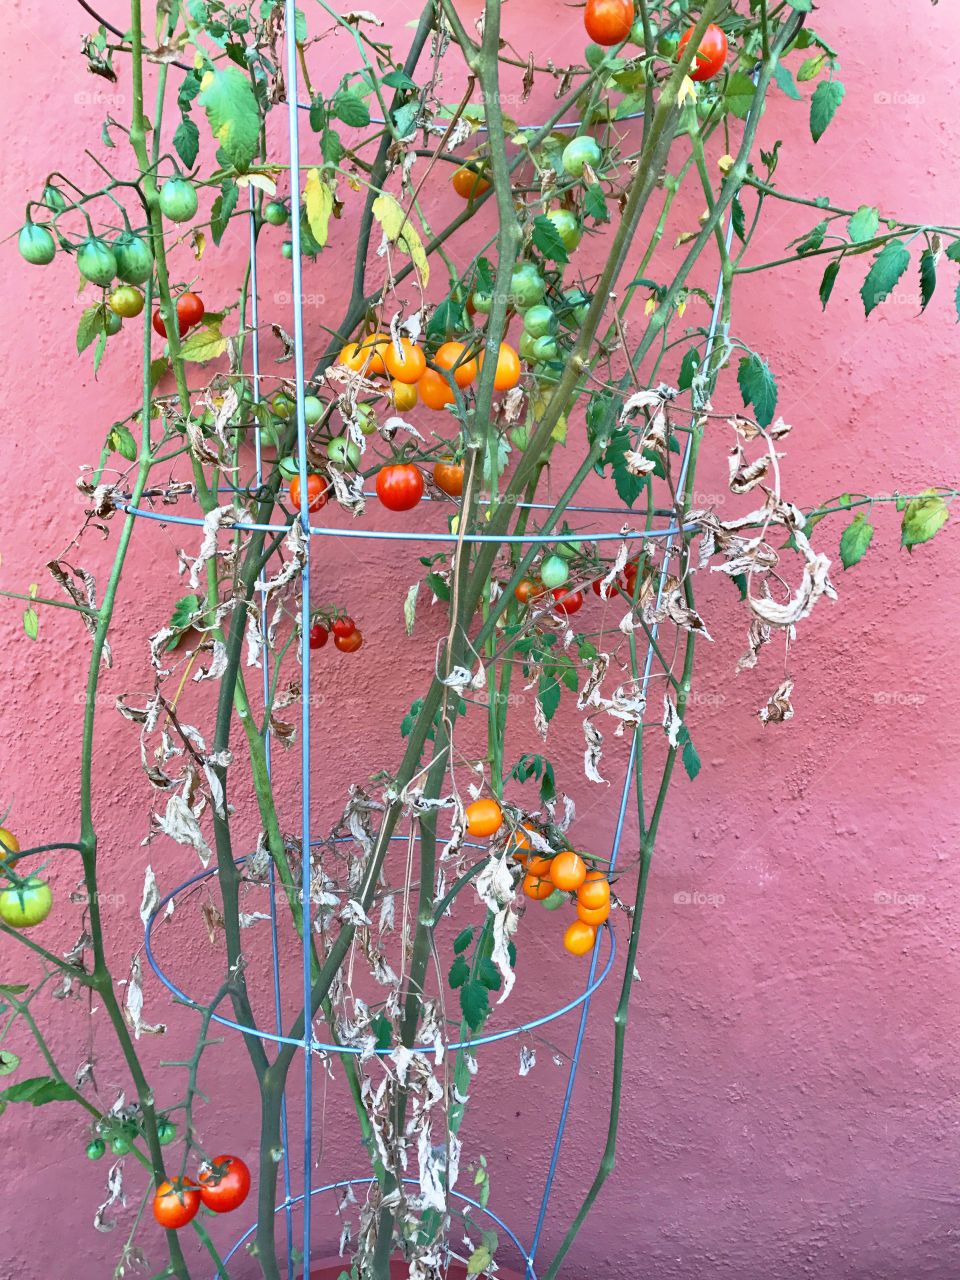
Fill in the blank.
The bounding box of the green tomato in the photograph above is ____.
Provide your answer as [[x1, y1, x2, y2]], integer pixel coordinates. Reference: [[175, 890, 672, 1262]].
[[86, 1139, 106, 1161], [113, 232, 153, 284], [159, 177, 199, 223], [103, 308, 122, 337], [563, 288, 591, 325], [471, 289, 493, 315], [0, 878, 52, 929], [657, 32, 680, 57], [509, 264, 546, 309], [629, 18, 647, 45], [303, 394, 323, 425], [327, 436, 361, 468], [272, 393, 295, 420], [42, 183, 68, 213], [110, 1134, 132, 1156], [263, 201, 289, 226], [157, 1120, 177, 1146], [531, 335, 558, 362], [281, 241, 293, 260], [18, 222, 56, 266], [77, 237, 118, 286], [540, 555, 570, 589], [260, 419, 280, 450], [561, 135, 602, 179], [355, 405, 378, 436], [546, 208, 583, 251], [278, 455, 300, 479], [555, 537, 582, 559], [518, 332, 540, 362], [522, 305, 558, 339]]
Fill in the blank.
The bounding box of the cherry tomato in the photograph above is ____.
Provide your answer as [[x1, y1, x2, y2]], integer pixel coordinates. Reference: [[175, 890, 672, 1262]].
[[435, 341, 479, 388], [157, 1119, 177, 1145], [561, 136, 602, 179], [289, 474, 328, 512], [583, 0, 633, 45], [0, 878, 52, 929], [391, 379, 418, 412], [153, 292, 205, 338], [383, 338, 426, 384], [0, 827, 20, 861], [433, 461, 465, 497], [678, 22, 729, 82], [523, 874, 555, 901], [199, 1155, 251, 1214], [578, 899, 611, 925], [376, 463, 424, 512], [334, 629, 363, 653], [332, 617, 357, 639], [465, 798, 503, 838], [418, 368, 455, 410], [108, 286, 145, 318], [153, 1179, 201, 1230], [540, 555, 570, 589], [563, 920, 599, 956], [263, 201, 289, 226], [550, 850, 587, 892], [481, 342, 521, 392], [309, 623, 329, 650], [451, 163, 491, 199], [159, 177, 198, 223], [552, 587, 584, 616], [339, 333, 389, 375], [546, 208, 583, 251], [514, 578, 541, 604]]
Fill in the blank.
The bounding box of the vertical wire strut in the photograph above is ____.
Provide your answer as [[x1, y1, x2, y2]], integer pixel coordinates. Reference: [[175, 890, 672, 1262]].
[[282, 0, 315, 1271], [525, 214, 736, 1275], [248, 187, 297, 1278]]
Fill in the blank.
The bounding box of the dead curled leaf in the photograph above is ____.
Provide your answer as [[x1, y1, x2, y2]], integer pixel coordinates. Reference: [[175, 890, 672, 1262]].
[[758, 679, 795, 725]]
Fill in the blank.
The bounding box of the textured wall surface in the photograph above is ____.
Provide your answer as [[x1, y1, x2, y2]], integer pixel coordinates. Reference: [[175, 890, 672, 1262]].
[[1, 2, 959, 1279]]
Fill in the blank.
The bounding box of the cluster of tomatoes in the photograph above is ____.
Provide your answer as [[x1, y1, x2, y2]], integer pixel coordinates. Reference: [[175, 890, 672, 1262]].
[[309, 613, 363, 654], [513, 553, 645, 620], [581, 0, 729, 86], [153, 1154, 251, 1230], [462, 801, 611, 957], [0, 828, 52, 930]]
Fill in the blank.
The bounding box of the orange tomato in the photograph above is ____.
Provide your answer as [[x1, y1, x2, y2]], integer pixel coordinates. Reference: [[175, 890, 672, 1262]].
[[0, 828, 20, 860], [563, 920, 598, 956], [527, 853, 553, 879], [452, 163, 491, 199], [433, 460, 465, 497], [577, 900, 610, 926], [153, 1179, 201, 1229], [339, 333, 389, 376], [435, 341, 479, 388], [390, 379, 418, 412], [383, 338, 426, 384], [523, 874, 555, 901], [514, 578, 541, 604], [289, 473, 328, 512], [550, 850, 587, 892], [481, 342, 521, 391], [418, 368, 455, 410], [465, 797, 503, 837], [507, 823, 537, 863], [583, 0, 633, 46], [577, 872, 610, 911]]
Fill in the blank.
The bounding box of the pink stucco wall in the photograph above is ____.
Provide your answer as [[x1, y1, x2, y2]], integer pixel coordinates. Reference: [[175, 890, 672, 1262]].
[[1, 2, 959, 1278]]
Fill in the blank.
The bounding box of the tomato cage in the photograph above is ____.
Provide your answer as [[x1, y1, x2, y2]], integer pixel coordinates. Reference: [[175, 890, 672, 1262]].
[[135, 2, 735, 1276]]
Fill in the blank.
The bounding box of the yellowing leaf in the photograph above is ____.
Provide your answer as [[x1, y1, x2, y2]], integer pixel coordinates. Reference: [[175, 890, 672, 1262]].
[[192, 230, 206, 260], [303, 167, 334, 249], [236, 172, 278, 196], [677, 75, 697, 107], [179, 324, 228, 363], [372, 193, 430, 286]]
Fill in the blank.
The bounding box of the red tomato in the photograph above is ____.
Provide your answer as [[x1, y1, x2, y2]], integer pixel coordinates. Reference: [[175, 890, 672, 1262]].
[[678, 22, 729, 81], [584, 0, 633, 46], [309, 623, 328, 649], [376, 463, 424, 512], [332, 616, 356, 639], [153, 1179, 201, 1229], [433, 461, 465, 497], [152, 292, 205, 338], [289, 474, 328, 512], [335, 630, 363, 653], [199, 1155, 251, 1214], [552, 587, 584, 616]]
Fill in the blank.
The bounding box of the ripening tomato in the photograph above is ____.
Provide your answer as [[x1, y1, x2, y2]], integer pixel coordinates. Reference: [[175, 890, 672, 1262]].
[[153, 292, 204, 338], [584, 0, 634, 47], [577, 871, 610, 911], [433, 461, 464, 497], [108, 286, 145, 318], [523, 873, 555, 901], [383, 338, 426, 384], [0, 828, 20, 860], [391, 379, 418, 412], [376, 463, 424, 512], [0, 877, 52, 929], [481, 343, 521, 392], [563, 920, 598, 956], [332, 617, 356, 639], [289, 474, 328, 512], [678, 22, 729, 81], [418, 368, 455, 410], [577, 899, 611, 925], [550, 850, 587, 892], [514, 578, 541, 604], [527, 853, 553, 879], [153, 1179, 201, 1229], [435, 341, 479, 388], [309, 623, 328, 649], [339, 333, 389, 375], [465, 797, 503, 838], [452, 163, 491, 199], [334, 629, 363, 653], [552, 587, 584, 616], [199, 1155, 251, 1214]]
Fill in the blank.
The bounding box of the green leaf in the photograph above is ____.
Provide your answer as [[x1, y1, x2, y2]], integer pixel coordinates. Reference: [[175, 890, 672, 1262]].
[[772, 62, 802, 100], [605, 430, 646, 507], [860, 239, 911, 316], [810, 79, 845, 143], [467, 1246, 493, 1275], [453, 927, 475, 955], [459, 980, 489, 1031], [382, 69, 417, 91], [794, 220, 827, 256], [448, 955, 471, 990], [22, 608, 38, 640], [946, 240, 960, 263], [0, 1051, 19, 1076], [819, 259, 841, 310], [725, 72, 756, 120], [531, 215, 569, 264], [678, 347, 700, 392], [426, 297, 467, 341], [538, 671, 562, 722], [330, 90, 370, 127], [76, 305, 105, 355], [371, 1013, 392, 1051], [678, 725, 701, 781], [796, 53, 826, 83], [919, 248, 937, 312], [179, 324, 228, 363], [477, 957, 501, 992], [425, 571, 450, 602], [737, 353, 777, 427], [173, 116, 200, 168], [108, 423, 137, 461], [583, 183, 609, 223], [308, 95, 326, 132], [838, 513, 874, 568], [0, 1076, 75, 1106], [847, 204, 879, 245], [198, 65, 261, 172], [731, 195, 746, 243], [149, 357, 168, 389], [901, 492, 949, 551], [92, 331, 107, 377], [210, 180, 240, 246], [787, 0, 813, 9]]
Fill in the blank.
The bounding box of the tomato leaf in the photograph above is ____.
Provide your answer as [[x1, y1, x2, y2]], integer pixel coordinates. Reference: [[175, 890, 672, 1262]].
[[448, 955, 470, 990], [330, 90, 370, 128], [810, 79, 845, 143], [22, 607, 38, 640], [453, 927, 474, 955], [604, 429, 646, 507], [459, 980, 489, 1031], [179, 324, 228, 363], [839, 513, 874, 569], [531, 214, 569, 264], [819, 258, 841, 310], [860, 238, 911, 316], [210, 180, 240, 246], [198, 65, 261, 173], [108, 423, 138, 462], [477, 957, 501, 992], [901, 492, 949, 551], [173, 116, 200, 168], [847, 204, 879, 245], [737, 352, 778, 427], [772, 62, 802, 100], [382, 69, 417, 91], [919, 247, 938, 312], [76, 305, 105, 354], [946, 240, 960, 263], [0, 1075, 75, 1105], [725, 71, 756, 120], [678, 725, 701, 781], [678, 347, 700, 391], [794, 220, 827, 256], [303, 167, 334, 249], [583, 183, 609, 223], [731, 195, 746, 243], [796, 53, 825, 83]]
